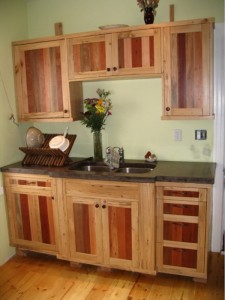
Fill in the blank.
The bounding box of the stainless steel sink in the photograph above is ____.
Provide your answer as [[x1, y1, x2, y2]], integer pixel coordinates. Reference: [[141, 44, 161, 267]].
[[73, 165, 112, 172], [115, 167, 153, 174], [69, 159, 156, 174]]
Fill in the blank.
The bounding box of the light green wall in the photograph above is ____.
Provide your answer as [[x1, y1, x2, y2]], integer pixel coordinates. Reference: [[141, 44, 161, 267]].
[[27, 0, 224, 162], [0, 0, 28, 265]]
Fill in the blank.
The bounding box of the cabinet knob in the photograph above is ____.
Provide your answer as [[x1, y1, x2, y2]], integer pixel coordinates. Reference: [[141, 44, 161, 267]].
[[166, 107, 170, 111], [106, 68, 111, 72], [95, 204, 99, 208], [102, 204, 106, 209], [64, 109, 68, 113], [113, 67, 117, 71]]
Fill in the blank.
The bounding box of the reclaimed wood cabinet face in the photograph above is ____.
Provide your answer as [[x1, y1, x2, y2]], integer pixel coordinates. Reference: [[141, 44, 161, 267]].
[[67, 28, 161, 80], [156, 182, 211, 280], [3, 173, 57, 254], [64, 180, 139, 269], [162, 22, 213, 119], [14, 40, 83, 122]]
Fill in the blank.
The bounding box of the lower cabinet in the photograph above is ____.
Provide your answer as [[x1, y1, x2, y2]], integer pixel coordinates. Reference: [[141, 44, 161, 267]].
[[57, 179, 156, 274], [3, 173, 57, 254], [156, 182, 212, 280]]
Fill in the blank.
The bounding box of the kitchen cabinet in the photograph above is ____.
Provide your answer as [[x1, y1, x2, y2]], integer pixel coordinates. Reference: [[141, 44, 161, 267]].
[[67, 28, 161, 81], [162, 20, 214, 119], [3, 173, 57, 255], [59, 179, 156, 274], [156, 182, 212, 280], [13, 39, 83, 122]]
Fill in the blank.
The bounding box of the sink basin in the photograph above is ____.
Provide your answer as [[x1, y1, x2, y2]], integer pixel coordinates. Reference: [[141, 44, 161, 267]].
[[69, 159, 156, 174], [115, 167, 153, 174], [74, 165, 112, 172], [69, 161, 112, 172]]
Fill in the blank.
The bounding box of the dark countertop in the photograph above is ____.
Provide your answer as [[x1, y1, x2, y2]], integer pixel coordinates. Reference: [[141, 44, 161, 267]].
[[1, 158, 216, 184]]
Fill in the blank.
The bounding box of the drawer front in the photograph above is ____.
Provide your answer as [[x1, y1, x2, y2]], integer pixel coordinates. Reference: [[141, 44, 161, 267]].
[[163, 247, 197, 269], [163, 221, 198, 243], [64, 179, 139, 200]]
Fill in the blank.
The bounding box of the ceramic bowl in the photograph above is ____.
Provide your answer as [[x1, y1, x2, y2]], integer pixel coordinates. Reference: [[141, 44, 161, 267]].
[[26, 127, 45, 148]]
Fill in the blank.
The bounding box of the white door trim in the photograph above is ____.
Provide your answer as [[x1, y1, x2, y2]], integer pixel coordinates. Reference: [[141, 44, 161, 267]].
[[212, 23, 225, 252]]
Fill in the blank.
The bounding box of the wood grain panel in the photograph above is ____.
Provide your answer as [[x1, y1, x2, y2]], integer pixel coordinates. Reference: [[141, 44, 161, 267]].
[[108, 206, 132, 260], [177, 33, 186, 108], [163, 221, 198, 243], [193, 32, 202, 108], [149, 36, 154, 66], [19, 194, 32, 241], [131, 37, 142, 68], [163, 203, 199, 216], [118, 38, 124, 68], [73, 203, 96, 255], [39, 196, 51, 244], [163, 247, 197, 268]]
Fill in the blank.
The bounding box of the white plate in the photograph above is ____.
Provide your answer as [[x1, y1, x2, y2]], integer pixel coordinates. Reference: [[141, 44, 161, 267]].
[[99, 24, 129, 30]]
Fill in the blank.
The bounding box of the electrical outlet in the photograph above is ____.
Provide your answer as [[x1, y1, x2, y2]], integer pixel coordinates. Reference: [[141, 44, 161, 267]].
[[174, 129, 182, 141], [195, 130, 207, 140]]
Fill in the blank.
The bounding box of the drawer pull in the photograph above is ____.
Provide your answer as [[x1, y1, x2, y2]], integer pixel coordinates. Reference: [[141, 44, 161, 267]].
[[102, 204, 106, 209], [95, 204, 99, 208]]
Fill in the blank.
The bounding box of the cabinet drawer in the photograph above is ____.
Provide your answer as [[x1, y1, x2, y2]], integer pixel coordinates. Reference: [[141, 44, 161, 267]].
[[163, 203, 199, 216], [5, 174, 52, 195], [163, 221, 198, 243], [64, 179, 139, 200], [163, 247, 197, 269]]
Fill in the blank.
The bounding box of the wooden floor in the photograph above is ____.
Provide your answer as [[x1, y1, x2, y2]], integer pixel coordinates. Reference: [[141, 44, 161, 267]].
[[0, 252, 223, 300]]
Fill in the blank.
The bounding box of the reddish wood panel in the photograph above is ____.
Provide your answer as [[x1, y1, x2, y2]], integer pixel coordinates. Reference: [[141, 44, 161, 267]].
[[118, 38, 124, 69], [75, 41, 106, 73], [171, 31, 203, 110], [163, 247, 197, 268], [149, 36, 154, 66], [163, 221, 198, 243], [163, 203, 199, 216], [73, 203, 96, 255], [108, 206, 132, 260], [132, 37, 142, 68], [25, 46, 63, 114], [19, 194, 32, 241], [163, 190, 199, 198], [38, 196, 51, 244]]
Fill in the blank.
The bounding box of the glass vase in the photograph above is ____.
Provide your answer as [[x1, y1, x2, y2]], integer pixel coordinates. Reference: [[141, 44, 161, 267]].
[[144, 7, 154, 24], [93, 131, 103, 161]]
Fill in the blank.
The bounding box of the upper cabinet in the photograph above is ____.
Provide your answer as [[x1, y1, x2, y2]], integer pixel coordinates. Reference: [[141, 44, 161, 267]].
[[162, 20, 214, 119], [13, 39, 83, 122], [67, 28, 161, 81], [12, 19, 214, 122]]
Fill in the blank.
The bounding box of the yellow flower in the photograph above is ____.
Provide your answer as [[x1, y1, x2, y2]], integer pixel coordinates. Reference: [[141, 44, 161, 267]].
[[97, 98, 103, 106], [95, 105, 105, 114]]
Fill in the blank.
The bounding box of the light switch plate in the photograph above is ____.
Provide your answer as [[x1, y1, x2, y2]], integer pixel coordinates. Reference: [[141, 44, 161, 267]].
[[195, 130, 207, 140], [174, 129, 182, 141]]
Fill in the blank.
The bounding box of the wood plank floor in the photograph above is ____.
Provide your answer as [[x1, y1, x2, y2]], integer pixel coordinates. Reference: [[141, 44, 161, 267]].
[[0, 252, 223, 300]]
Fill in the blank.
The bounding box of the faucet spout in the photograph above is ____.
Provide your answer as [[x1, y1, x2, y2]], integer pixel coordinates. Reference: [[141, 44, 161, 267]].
[[113, 147, 125, 164]]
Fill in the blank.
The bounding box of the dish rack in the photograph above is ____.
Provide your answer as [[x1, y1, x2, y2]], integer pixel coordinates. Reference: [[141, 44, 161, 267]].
[[19, 134, 76, 167]]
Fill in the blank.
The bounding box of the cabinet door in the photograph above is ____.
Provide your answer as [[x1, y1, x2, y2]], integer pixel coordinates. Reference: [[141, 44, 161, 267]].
[[156, 184, 209, 278], [66, 196, 102, 264], [112, 28, 161, 76], [102, 199, 139, 269], [14, 40, 71, 121], [162, 22, 213, 119], [67, 34, 112, 80], [4, 175, 57, 254]]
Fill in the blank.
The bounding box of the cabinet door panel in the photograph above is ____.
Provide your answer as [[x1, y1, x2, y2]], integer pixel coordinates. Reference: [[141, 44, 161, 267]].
[[67, 197, 102, 263], [24, 47, 63, 114], [108, 206, 132, 260], [68, 35, 109, 79], [115, 29, 161, 75], [163, 22, 213, 118], [103, 200, 139, 268], [12, 193, 55, 246]]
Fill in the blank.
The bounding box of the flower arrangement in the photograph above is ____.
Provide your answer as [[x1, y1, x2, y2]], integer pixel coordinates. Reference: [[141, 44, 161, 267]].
[[137, 0, 160, 15], [81, 88, 112, 133]]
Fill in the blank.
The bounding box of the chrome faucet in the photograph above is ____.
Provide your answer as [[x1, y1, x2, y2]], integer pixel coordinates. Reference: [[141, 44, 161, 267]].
[[113, 147, 125, 164]]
